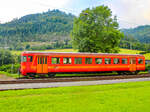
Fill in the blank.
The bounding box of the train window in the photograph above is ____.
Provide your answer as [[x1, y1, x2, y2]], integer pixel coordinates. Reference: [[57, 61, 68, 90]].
[[45, 57, 47, 64], [38, 57, 40, 64], [40, 57, 42, 64], [21, 56, 27, 62], [74, 58, 82, 64], [63, 58, 71, 64], [113, 58, 120, 64], [28, 56, 33, 62], [122, 58, 127, 64], [138, 59, 143, 64], [43, 57, 45, 64], [52, 57, 60, 64], [105, 58, 111, 64], [85, 58, 92, 64], [95, 58, 102, 64]]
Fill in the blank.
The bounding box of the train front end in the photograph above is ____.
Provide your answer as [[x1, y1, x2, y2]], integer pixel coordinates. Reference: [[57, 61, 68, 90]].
[[20, 52, 34, 76]]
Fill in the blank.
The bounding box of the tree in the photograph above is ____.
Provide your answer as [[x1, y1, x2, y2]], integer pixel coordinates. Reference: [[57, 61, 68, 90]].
[[0, 50, 15, 66], [25, 44, 30, 49], [71, 5, 124, 53]]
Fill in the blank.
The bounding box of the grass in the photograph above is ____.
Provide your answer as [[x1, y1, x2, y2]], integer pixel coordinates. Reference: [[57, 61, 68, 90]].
[[0, 81, 150, 112], [120, 49, 150, 60], [44, 48, 77, 52], [11, 49, 77, 55], [119, 48, 141, 54]]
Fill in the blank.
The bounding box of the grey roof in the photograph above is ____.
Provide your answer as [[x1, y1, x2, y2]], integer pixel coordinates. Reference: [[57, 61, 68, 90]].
[[22, 51, 144, 57]]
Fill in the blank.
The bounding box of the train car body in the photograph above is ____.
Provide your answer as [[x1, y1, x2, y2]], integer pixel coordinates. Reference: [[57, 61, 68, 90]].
[[20, 51, 145, 76]]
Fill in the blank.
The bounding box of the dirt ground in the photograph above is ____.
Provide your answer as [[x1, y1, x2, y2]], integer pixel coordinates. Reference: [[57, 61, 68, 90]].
[[0, 74, 15, 81]]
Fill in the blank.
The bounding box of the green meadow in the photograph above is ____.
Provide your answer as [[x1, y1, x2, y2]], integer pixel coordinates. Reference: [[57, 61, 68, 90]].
[[0, 81, 150, 112]]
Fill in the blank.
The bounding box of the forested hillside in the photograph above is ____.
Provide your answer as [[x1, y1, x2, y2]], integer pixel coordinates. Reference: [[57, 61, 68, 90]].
[[0, 9, 150, 51], [0, 9, 75, 50], [122, 25, 150, 43], [119, 25, 150, 51]]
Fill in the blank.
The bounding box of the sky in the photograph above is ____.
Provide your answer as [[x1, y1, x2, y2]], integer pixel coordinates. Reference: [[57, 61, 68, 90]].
[[0, 0, 150, 28]]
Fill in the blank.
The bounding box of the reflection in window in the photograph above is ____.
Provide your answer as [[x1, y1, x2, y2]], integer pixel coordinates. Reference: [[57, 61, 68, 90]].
[[74, 58, 82, 64], [52, 57, 60, 64], [122, 58, 127, 64], [21, 56, 27, 62], [85, 58, 92, 64], [45, 57, 47, 64], [138, 59, 143, 64], [28, 56, 33, 62], [105, 58, 111, 64], [113, 58, 120, 64], [95, 58, 102, 64], [63, 58, 71, 64]]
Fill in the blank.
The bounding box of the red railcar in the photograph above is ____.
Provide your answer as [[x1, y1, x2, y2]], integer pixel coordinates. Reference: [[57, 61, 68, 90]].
[[20, 51, 145, 76]]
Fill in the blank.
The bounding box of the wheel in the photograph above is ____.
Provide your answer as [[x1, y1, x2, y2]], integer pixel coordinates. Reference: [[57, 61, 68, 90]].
[[28, 73, 36, 78], [48, 73, 56, 77], [131, 71, 139, 75], [117, 71, 124, 75]]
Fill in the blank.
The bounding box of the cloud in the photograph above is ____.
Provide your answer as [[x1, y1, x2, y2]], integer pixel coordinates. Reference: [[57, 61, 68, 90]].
[[0, 0, 150, 28], [105, 0, 150, 28], [0, 0, 70, 23]]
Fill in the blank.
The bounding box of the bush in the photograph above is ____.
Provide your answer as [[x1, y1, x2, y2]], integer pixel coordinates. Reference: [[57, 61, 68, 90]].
[[0, 64, 20, 73], [145, 64, 150, 72]]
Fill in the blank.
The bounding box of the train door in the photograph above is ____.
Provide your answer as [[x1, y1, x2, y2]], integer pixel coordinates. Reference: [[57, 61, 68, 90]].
[[129, 57, 136, 71], [37, 56, 48, 73]]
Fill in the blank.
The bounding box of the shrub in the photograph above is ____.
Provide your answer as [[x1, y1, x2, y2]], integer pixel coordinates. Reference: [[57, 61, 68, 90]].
[[0, 64, 20, 73]]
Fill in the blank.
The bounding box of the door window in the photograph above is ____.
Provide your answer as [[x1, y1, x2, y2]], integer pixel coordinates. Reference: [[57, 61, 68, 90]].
[[130, 58, 136, 64]]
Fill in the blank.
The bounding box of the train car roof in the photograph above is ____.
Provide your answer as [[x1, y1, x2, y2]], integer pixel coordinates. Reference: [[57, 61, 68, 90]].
[[21, 51, 144, 57]]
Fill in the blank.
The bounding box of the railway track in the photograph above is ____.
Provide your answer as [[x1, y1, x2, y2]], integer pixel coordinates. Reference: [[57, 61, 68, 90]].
[[1, 73, 150, 84]]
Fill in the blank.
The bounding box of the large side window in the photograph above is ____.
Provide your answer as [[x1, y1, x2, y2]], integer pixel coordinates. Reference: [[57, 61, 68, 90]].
[[52, 57, 60, 64], [113, 58, 120, 64], [122, 58, 127, 64], [95, 58, 102, 64], [105, 58, 111, 64], [28, 56, 33, 62], [85, 58, 92, 64], [74, 58, 82, 64], [138, 59, 143, 64], [21, 56, 27, 62], [63, 57, 71, 64]]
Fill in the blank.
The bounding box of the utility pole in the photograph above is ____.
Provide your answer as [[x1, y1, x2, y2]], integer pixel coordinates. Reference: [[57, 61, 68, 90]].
[[130, 42, 132, 50]]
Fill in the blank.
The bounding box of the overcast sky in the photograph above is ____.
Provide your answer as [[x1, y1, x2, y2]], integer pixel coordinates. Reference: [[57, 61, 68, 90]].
[[0, 0, 150, 28]]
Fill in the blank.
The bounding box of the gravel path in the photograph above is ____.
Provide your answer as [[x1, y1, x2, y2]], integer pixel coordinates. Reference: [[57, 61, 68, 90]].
[[0, 77, 150, 90], [0, 74, 15, 81]]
